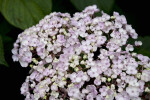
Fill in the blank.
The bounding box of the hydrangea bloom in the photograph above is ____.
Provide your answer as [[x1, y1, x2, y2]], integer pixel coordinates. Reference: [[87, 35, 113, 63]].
[[12, 5, 150, 100]]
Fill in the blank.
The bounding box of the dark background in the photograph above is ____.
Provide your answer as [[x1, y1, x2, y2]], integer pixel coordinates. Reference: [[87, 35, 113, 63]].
[[0, 0, 149, 99]]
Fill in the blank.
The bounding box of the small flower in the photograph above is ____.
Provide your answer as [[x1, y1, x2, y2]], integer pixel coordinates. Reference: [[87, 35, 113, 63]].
[[126, 86, 140, 97], [125, 44, 134, 51], [45, 55, 53, 63], [141, 70, 150, 82], [135, 41, 142, 46]]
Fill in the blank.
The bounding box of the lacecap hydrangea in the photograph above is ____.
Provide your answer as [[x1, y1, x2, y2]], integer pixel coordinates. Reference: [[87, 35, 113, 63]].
[[12, 5, 150, 100]]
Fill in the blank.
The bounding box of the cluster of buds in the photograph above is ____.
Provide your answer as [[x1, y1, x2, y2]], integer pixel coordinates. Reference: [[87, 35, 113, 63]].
[[12, 5, 150, 100]]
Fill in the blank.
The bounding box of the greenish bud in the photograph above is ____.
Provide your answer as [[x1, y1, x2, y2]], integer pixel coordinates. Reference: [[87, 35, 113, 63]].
[[83, 54, 87, 59], [62, 77, 66, 81], [30, 47, 34, 50], [107, 78, 111, 82], [30, 64, 33, 68], [136, 73, 141, 79], [111, 16, 115, 19], [74, 67, 79, 72], [43, 96, 46, 99], [52, 36, 56, 39]]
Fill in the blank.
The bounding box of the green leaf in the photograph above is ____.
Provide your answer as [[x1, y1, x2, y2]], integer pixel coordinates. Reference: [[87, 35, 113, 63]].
[[0, 0, 52, 30], [136, 36, 150, 57], [70, 0, 115, 13], [33, 0, 52, 15], [128, 36, 150, 57], [0, 19, 13, 43], [0, 35, 8, 67], [0, 0, 2, 11]]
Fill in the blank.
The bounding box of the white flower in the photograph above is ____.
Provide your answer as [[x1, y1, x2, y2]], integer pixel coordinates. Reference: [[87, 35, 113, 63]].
[[135, 41, 142, 46], [141, 70, 150, 82], [87, 67, 99, 78], [68, 88, 80, 98], [126, 66, 137, 75], [51, 83, 58, 91], [45, 55, 52, 63], [75, 77, 82, 83], [125, 44, 134, 51], [126, 86, 140, 97]]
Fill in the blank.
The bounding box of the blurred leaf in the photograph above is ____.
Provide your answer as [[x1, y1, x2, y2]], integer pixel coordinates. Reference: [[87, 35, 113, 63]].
[[0, 0, 52, 30], [70, 0, 115, 13], [0, 0, 2, 11], [0, 35, 8, 67], [128, 36, 150, 57], [52, 0, 77, 14], [136, 36, 150, 57], [33, 0, 52, 15], [113, 3, 124, 14], [0, 19, 13, 43]]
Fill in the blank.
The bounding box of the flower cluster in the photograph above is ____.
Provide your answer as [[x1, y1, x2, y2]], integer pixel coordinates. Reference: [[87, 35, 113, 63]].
[[12, 5, 150, 100]]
